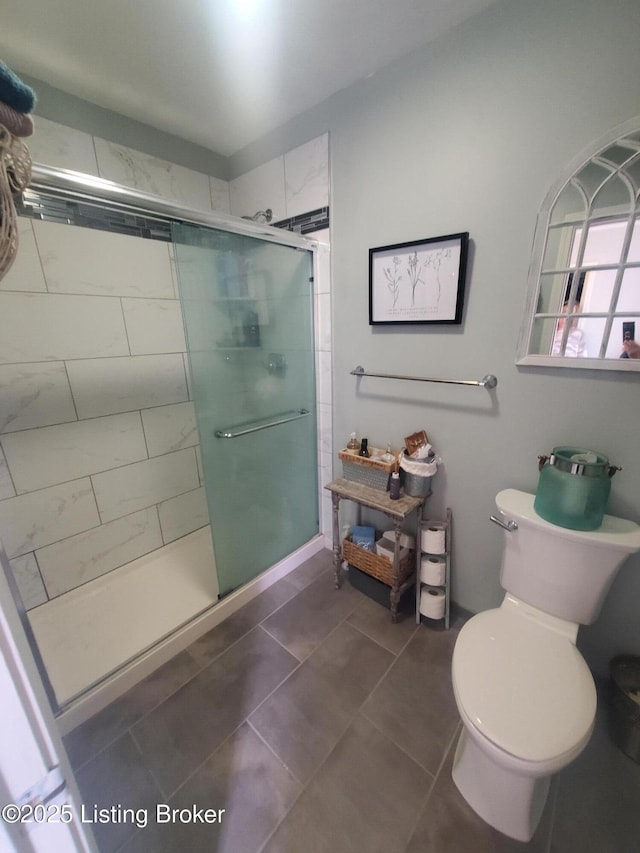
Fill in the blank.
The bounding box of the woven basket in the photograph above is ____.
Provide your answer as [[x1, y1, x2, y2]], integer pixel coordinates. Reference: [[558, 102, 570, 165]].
[[343, 536, 413, 587], [339, 449, 395, 491]]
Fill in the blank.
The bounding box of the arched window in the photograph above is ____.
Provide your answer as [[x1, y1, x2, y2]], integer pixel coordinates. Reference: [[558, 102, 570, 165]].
[[517, 119, 640, 370]]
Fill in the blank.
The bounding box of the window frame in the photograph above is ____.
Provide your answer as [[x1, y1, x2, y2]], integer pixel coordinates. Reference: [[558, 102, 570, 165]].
[[517, 117, 640, 372]]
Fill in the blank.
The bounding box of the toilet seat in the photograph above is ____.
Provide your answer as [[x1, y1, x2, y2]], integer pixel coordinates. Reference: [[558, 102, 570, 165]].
[[452, 601, 596, 764]]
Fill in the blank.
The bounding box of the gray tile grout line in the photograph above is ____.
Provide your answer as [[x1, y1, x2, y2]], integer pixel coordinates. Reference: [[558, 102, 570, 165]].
[[85, 575, 454, 852], [145, 613, 326, 804], [257, 622, 306, 663], [193, 592, 383, 850], [71, 567, 363, 797], [0, 442, 19, 498], [254, 600, 435, 853], [545, 774, 560, 853], [65, 623, 286, 777], [352, 619, 462, 779], [246, 718, 305, 788], [245, 600, 363, 722], [218, 582, 417, 755], [346, 606, 420, 656], [95, 730, 166, 853], [115, 624, 316, 806], [351, 609, 424, 694], [399, 722, 462, 853], [128, 725, 170, 807], [358, 704, 443, 780], [65, 563, 370, 774], [64, 560, 333, 773], [254, 745, 318, 853], [156, 720, 245, 804]]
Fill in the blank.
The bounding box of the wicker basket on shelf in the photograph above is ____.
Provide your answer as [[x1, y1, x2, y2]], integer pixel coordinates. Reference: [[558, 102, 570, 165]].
[[342, 536, 413, 587], [338, 448, 395, 491]]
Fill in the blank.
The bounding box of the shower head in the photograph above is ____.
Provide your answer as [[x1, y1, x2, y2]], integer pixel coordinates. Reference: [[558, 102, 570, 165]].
[[242, 208, 273, 223]]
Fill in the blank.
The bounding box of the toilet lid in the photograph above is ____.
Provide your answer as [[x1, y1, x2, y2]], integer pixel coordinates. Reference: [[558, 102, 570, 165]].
[[452, 607, 596, 763]]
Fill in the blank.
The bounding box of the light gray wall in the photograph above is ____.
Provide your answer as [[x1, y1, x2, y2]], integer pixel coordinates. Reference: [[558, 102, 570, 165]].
[[16, 72, 229, 180], [237, 0, 640, 676]]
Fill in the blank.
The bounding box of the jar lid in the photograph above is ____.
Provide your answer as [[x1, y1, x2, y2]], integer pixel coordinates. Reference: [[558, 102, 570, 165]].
[[549, 446, 611, 478]]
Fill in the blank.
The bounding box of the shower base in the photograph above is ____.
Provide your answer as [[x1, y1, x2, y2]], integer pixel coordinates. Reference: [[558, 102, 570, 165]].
[[27, 527, 324, 732], [28, 527, 218, 710]]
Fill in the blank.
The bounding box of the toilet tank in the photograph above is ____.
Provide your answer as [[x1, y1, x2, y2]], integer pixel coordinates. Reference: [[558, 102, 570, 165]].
[[494, 489, 640, 625]]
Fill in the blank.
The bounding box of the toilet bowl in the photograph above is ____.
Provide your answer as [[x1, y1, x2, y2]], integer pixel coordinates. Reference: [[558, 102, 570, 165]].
[[451, 594, 595, 841], [451, 489, 640, 841]]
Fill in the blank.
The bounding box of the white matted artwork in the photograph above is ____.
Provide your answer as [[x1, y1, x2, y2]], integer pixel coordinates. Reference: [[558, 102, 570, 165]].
[[369, 232, 469, 325]]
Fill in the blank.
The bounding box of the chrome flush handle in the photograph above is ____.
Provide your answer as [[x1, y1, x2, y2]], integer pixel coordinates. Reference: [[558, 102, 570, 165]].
[[490, 514, 518, 532]]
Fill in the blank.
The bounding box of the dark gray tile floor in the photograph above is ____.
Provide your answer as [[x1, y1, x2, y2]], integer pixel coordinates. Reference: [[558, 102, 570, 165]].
[[62, 549, 640, 853]]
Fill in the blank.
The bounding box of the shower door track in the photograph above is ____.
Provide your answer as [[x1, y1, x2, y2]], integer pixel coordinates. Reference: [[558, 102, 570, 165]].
[[25, 164, 317, 252]]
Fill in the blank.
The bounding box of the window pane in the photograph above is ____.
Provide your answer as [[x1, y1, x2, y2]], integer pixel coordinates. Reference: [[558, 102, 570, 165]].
[[552, 319, 589, 357], [580, 268, 617, 313], [616, 267, 640, 311], [574, 161, 613, 200], [624, 157, 640, 194], [583, 220, 626, 265], [538, 273, 570, 313], [529, 318, 558, 356], [627, 218, 640, 262], [576, 317, 605, 358], [599, 143, 638, 168], [550, 183, 586, 225], [542, 225, 575, 271], [605, 315, 640, 358], [591, 174, 634, 219], [530, 316, 593, 358]]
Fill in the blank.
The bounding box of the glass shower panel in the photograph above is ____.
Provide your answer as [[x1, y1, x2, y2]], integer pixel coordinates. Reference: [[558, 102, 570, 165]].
[[172, 224, 318, 597]]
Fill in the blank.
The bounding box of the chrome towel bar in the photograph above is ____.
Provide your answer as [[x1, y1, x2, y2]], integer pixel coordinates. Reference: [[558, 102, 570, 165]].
[[215, 408, 310, 439], [350, 366, 498, 389]]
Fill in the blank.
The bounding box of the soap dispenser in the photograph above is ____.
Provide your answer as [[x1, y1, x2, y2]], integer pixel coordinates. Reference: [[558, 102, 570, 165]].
[[346, 432, 359, 452]]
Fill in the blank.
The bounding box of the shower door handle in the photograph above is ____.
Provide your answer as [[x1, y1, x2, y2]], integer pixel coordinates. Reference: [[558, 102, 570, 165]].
[[215, 409, 310, 439]]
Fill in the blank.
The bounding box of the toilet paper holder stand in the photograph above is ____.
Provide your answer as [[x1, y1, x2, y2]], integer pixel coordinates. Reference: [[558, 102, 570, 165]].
[[416, 508, 452, 629]]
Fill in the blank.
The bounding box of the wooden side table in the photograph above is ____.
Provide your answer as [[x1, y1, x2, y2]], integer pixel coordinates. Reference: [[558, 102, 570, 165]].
[[324, 478, 428, 621]]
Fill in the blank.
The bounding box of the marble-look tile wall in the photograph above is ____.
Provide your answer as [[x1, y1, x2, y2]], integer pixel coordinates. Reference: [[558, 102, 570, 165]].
[[27, 117, 231, 214], [0, 219, 208, 609], [1, 117, 333, 609], [228, 134, 329, 222]]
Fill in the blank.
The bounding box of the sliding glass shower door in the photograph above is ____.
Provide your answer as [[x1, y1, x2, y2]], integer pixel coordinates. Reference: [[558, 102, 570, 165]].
[[172, 223, 318, 597]]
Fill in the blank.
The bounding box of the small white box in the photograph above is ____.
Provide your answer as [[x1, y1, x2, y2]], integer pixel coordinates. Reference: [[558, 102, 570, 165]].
[[381, 530, 415, 551], [375, 537, 410, 562]]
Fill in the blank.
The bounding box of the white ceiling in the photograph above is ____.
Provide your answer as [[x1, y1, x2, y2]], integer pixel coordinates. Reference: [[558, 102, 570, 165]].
[[0, 0, 496, 157]]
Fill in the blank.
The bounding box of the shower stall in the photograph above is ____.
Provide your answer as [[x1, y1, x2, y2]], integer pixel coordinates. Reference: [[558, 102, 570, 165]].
[[0, 165, 323, 723]]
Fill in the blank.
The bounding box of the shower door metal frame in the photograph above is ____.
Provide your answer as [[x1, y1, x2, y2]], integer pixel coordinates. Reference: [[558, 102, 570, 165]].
[[27, 164, 316, 251]]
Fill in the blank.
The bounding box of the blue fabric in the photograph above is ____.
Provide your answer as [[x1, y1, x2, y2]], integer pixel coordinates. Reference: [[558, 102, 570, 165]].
[[352, 525, 376, 552], [0, 61, 36, 113]]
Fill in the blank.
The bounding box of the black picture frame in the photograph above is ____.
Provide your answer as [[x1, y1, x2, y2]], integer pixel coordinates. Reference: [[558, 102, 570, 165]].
[[369, 232, 469, 325]]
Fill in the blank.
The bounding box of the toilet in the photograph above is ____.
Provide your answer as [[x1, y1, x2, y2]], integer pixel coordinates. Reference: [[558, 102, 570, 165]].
[[451, 488, 640, 842]]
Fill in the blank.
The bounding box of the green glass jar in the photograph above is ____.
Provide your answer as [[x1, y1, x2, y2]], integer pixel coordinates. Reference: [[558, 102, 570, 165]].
[[534, 447, 618, 531]]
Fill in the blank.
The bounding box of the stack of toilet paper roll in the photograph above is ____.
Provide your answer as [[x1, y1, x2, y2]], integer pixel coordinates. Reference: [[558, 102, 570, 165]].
[[420, 554, 446, 586], [419, 585, 446, 619], [421, 521, 446, 554], [419, 519, 447, 619]]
